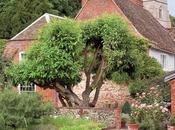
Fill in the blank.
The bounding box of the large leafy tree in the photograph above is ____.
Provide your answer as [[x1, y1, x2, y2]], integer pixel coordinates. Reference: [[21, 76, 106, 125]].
[[0, 0, 81, 39], [0, 39, 12, 90], [9, 15, 163, 107]]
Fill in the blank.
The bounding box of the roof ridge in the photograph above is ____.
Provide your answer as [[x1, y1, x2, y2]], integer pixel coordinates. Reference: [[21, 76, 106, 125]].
[[10, 13, 64, 40]]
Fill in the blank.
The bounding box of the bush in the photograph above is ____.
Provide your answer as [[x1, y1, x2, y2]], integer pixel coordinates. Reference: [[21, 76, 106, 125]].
[[0, 91, 53, 129], [122, 101, 131, 114], [129, 80, 146, 98], [111, 72, 129, 84]]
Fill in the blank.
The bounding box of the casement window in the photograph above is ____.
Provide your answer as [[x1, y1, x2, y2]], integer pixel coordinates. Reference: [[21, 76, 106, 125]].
[[18, 84, 36, 93], [18, 51, 36, 93], [160, 54, 167, 69], [19, 51, 26, 62]]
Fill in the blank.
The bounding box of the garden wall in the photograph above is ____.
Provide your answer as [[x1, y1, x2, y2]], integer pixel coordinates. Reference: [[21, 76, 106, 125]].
[[57, 107, 121, 128], [72, 73, 130, 108]]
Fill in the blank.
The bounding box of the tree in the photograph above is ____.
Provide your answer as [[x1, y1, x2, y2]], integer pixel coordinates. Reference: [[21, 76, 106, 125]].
[[170, 15, 175, 27], [0, 0, 81, 39], [0, 39, 12, 90], [9, 15, 163, 107]]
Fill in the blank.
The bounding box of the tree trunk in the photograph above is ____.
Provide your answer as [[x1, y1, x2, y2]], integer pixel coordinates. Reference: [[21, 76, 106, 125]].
[[55, 82, 83, 107], [90, 78, 103, 107]]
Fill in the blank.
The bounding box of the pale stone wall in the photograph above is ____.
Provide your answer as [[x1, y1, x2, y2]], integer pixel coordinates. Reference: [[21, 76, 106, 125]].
[[57, 108, 121, 128], [143, 0, 171, 28], [72, 73, 130, 108]]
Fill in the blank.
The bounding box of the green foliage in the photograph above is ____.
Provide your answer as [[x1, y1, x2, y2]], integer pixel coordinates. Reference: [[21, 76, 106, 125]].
[[0, 0, 81, 39], [0, 91, 53, 129], [9, 19, 83, 88], [129, 80, 147, 98], [170, 115, 175, 126], [0, 39, 12, 89], [0, 39, 7, 55], [170, 15, 175, 27], [50, 0, 81, 17], [122, 102, 131, 114], [131, 87, 169, 130], [111, 72, 129, 84], [48, 116, 105, 130], [17, 116, 105, 130], [9, 15, 164, 107]]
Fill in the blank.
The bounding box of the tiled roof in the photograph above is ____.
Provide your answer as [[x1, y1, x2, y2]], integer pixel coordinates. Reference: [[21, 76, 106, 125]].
[[114, 0, 175, 53]]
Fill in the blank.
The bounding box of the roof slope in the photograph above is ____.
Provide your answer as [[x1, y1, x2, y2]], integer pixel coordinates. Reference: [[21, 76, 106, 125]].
[[168, 28, 175, 41], [11, 13, 63, 41], [114, 0, 175, 53]]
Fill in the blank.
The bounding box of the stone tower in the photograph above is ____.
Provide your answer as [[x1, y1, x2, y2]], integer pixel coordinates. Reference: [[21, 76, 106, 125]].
[[143, 0, 171, 28]]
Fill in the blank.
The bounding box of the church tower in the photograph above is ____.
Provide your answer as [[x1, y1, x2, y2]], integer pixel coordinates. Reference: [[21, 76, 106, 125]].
[[143, 0, 171, 28]]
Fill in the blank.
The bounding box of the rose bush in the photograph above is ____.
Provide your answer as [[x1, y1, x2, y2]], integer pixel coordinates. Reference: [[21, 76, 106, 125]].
[[130, 86, 169, 130]]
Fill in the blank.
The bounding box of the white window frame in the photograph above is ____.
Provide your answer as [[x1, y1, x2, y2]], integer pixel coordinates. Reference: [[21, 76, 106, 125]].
[[160, 54, 167, 70], [19, 51, 25, 62], [18, 84, 36, 94]]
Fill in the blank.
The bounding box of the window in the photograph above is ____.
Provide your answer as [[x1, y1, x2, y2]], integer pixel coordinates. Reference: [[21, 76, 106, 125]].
[[19, 51, 26, 62], [18, 83, 36, 93], [160, 54, 167, 69], [159, 6, 163, 19], [18, 52, 36, 93]]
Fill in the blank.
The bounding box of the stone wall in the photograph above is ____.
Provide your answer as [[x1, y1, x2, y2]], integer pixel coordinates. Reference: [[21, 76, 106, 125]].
[[71, 73, 130, 108], [57, 108, 121, 128]]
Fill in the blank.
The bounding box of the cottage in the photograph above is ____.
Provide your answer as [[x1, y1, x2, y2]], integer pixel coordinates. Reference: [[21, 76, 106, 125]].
[[3, 13, 64, 107], [76, 0, 175, 72], [3, 0, 175, 108]]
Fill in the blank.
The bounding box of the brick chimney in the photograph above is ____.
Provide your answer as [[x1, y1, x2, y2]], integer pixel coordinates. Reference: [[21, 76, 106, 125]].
[[81, 0, 87, 7], [130, 0, 143, 6]]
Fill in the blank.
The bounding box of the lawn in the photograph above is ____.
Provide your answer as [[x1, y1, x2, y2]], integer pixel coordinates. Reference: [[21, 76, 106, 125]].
[[17, 116, 106, 130]]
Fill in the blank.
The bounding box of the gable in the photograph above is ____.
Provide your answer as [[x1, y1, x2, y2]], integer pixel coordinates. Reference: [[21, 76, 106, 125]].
[[76, 0, 175, 54], [11, 13, 64, 41], [11, 16, 47, 40], [75, 0, 124, 20]]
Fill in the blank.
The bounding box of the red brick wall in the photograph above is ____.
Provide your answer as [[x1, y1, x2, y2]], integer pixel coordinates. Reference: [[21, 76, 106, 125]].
[[170, 80, 175, 114], [76, 0, 124, 21], [3, 40, 57, 105], [75, 0, 140, 36]]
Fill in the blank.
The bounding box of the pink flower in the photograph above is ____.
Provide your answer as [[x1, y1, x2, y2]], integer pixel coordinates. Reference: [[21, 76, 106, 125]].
[[147, 105, 153, 108]]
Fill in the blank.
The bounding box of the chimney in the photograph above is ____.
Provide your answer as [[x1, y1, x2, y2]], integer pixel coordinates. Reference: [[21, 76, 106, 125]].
[[81, 0, 87, 7], [130, 0, 143, 6]]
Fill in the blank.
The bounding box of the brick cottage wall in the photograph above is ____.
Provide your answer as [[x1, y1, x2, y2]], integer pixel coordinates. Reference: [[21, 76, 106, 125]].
[[57, 107, 121, 128], [3, 40, 58, 105]]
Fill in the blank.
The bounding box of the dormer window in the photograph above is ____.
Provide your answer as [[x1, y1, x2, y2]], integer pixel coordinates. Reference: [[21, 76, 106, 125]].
[[159, 6, 163, 19]]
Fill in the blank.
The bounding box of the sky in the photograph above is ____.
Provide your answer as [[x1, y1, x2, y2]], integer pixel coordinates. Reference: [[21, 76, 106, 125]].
[[168, 0, 175, 16]]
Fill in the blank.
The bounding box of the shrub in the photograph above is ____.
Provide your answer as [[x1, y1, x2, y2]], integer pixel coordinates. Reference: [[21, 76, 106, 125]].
[[170, 115, 175, 126], [111, 72, 129, 84], [122, 101, 131, 114], [131, 87, 169, 130], [129, 80, 146, 98], [0, 91, 53, 129]]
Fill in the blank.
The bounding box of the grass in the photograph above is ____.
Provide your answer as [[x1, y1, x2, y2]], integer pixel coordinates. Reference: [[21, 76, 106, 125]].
[[17, 116, 106, 130]]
